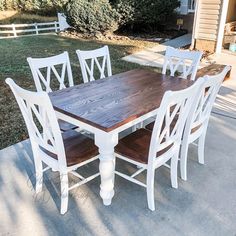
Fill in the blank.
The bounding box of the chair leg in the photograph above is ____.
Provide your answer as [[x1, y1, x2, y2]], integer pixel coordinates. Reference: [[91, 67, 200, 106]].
[[198, 130, 207, 165], [60, 172, 69, 215], [35, 162, 43, 193], [146, 169, 155, 211], [171, 153, 178, 189], [113, 157, 116, 184], [32, 144, 43, 193], [180, 141, 189, 181]]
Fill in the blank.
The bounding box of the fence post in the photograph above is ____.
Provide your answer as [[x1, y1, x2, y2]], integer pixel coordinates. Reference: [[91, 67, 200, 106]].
[[12, 24, 17, 37], [35, 23, 39, 35], [57, 13, 70, 31], [54, 21, 58, 32]]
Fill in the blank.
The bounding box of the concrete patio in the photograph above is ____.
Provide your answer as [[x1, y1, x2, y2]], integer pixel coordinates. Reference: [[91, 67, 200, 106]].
[[122, 34, 195, 68], [0, 78, 236, 235]]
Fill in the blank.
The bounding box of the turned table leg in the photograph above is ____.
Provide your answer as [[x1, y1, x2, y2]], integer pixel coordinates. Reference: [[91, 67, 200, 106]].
[[95, 132, 118, 205]]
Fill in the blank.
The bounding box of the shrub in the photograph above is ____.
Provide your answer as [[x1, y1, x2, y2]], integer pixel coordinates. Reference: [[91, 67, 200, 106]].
[[110, 0, 180, 28], [110, 0, 135, 25], [65, 0, 119, 34], [0, 0, 181, 33]]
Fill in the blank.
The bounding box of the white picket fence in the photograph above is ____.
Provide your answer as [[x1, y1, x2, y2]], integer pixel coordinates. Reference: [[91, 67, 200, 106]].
[[0, 13, 70, 39]]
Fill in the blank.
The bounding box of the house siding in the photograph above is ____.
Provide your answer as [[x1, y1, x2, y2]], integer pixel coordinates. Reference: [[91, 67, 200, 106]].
[[194, 0, 223, 52]]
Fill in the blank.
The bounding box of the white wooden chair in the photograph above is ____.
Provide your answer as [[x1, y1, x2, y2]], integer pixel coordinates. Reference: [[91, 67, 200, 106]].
[[27, 52, 77, 132], [76, 45, 112, 83], [114, 79, 203, 211], [134, 47, 202, 132], [180, 66, 231, 180], [27, 51, 74, 92], [162, 46, 203, 81], [6, 78, 100, 214]]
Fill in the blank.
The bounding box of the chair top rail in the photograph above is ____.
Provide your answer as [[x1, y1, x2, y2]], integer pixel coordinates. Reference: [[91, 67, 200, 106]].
[[27, 51, 69, 68], [76, 46, 110, 60]]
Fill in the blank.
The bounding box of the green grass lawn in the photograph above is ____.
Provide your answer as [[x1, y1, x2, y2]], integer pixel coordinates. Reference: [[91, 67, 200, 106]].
[[0, 34, 159, 149]]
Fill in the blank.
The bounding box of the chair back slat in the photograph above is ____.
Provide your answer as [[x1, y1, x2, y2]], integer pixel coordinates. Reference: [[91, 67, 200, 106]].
[[162, 47, 203, 81], [27, 51, 74, 92], [76, 45, 112, 83], [6, 78, 67, 168]]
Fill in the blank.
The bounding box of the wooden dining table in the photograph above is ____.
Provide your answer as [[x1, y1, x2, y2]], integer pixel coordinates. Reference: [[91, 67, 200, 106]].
[[49, 69, 194, 206]]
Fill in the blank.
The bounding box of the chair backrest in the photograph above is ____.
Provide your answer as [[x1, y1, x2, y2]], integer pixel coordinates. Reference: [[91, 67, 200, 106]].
[[162, 46, 203, 81], [5, 78, 67, 169], [27, 51, 74, 93], [184, 65, 231, 137], [76, 45, 112, 83], [148, 78, 204, 164]]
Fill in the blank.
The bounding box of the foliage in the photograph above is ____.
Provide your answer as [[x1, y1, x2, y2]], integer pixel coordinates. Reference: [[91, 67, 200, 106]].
[[110, 0, 180, 27], [0, 0, 68, 15], [1, 0, 180, 33], [65, 0, 119, 34], [110, 0, 135, 25]]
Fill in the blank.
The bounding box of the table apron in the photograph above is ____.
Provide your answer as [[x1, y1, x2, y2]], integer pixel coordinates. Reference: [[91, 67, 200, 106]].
[[55, 108, 159, 135]]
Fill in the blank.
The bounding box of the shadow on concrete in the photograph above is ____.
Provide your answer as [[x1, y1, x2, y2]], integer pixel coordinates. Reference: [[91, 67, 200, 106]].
[[0, 112, 236, 236]]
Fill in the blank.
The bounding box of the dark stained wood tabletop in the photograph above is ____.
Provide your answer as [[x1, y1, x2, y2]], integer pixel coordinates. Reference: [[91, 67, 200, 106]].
[[49, 69, 194, 132], [194, 64, 231, 81]]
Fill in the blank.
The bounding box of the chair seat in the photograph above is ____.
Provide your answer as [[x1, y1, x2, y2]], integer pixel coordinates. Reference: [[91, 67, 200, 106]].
[[58, 119, 78, 132], [41, 130, 99, 167], [115, 128, 172, 164], [115, 129, 151, 164]]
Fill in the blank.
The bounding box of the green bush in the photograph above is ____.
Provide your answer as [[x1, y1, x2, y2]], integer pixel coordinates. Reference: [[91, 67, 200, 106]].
[[65, 0, 118, 34], [110, 0, 135, 25], [0, 0, 180, 33], [110, 0, 180, 27]]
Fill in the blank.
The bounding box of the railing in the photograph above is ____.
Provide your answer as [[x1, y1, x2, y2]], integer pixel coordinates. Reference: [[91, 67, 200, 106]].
[[0, 21, 60, 39], [188, 0, 196, 12]]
